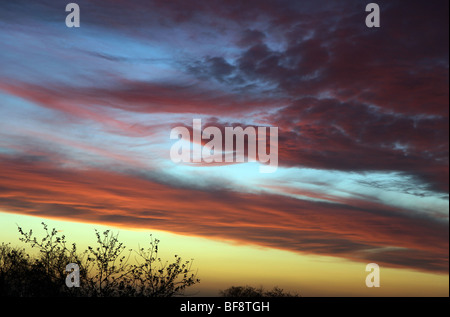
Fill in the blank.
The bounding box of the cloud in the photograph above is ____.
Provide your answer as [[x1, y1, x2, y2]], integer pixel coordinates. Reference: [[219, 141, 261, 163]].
[[0, 0, 447, 275], [0, 155, 448, 273], [272, 97, 449, 192]]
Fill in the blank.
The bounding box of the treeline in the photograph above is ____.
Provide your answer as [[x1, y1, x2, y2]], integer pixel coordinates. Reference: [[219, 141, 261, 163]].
[[220, 285, 300, 297], [0, 223, 199, 296], [0, 222, 300, 297]]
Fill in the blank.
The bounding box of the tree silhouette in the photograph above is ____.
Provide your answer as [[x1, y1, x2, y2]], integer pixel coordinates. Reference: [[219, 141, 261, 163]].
[[220, 285, 300, 297], [0, 222, 199, 297]]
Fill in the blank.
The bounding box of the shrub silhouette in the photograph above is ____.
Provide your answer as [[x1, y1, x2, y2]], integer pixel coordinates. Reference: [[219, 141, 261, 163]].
[[0, 222, 199, 297], [220, 285, 300, 297]]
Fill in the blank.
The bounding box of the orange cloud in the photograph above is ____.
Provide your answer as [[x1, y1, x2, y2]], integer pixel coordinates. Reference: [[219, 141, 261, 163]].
[[0, 154, 447, 273]]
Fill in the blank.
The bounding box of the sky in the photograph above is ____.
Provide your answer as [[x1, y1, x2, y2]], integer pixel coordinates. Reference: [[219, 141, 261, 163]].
[[0, 0, 448, 296]]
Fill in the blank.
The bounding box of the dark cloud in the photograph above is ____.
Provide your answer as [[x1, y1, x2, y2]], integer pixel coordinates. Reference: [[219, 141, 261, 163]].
[[357, 248, 449, 273], [272, 97, 449, 192], [188, 56, 236, 84], [236, 29, 266, 48]]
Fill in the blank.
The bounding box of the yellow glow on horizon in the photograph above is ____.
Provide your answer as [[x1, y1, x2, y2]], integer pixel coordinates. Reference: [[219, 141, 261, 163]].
[[0, 211, 448, 297]]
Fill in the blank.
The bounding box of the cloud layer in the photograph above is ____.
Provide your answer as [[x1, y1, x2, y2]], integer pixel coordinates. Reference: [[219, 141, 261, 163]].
[[0, 0, 448, 273]]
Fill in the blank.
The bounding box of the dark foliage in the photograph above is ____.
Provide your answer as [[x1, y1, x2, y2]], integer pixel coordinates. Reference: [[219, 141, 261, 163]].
[[0, 223, 199, 297], [220, 285, 300, 297]]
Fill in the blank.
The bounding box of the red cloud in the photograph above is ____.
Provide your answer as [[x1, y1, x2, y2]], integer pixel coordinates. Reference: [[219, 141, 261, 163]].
[[0, 155, 447, 273]]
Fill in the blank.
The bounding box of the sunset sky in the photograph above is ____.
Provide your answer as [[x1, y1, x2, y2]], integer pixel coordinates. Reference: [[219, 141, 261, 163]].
[[0, 0, 448, 296]]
